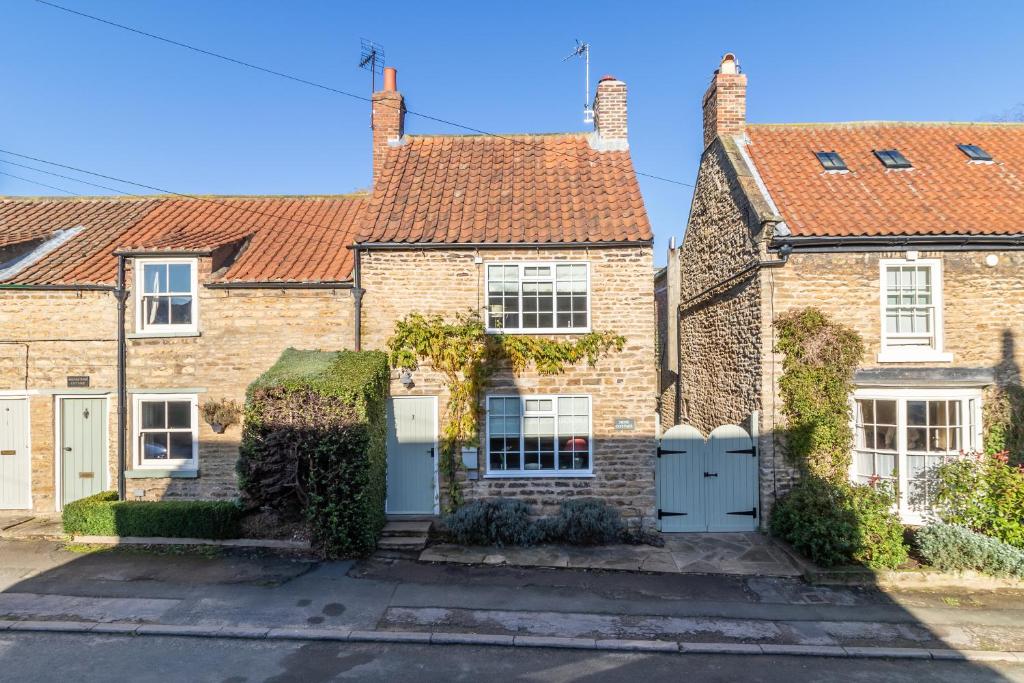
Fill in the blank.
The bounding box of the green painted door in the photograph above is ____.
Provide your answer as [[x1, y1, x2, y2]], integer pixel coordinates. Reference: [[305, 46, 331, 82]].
[[705, 424, 758, 532], [386, 397, 436, 514], [61, 397, 107, 507], [656, 424, 707, 531], [0, 399, 31, 509]]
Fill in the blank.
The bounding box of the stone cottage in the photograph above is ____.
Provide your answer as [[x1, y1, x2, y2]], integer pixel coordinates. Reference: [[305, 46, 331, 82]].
[[658, 53, 1024, 527], [1, 67, 657, 519]]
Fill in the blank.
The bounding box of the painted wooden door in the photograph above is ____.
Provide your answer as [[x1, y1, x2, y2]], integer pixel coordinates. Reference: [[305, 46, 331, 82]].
[[656, 425, 707, 531], [0, 399, 31, 509], [386, 397, 436, 514], [61, 398, 107, 507], [705, 424, 758, 532]]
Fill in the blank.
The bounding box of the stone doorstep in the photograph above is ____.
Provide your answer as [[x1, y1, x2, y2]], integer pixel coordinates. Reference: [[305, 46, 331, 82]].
[[382, 521, 433, 536], [4, 620, 1024, 661], [377, 536, 428, 551]]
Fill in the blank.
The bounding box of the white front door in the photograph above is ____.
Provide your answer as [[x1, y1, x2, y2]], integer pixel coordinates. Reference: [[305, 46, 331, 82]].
[[386, 397, 437, 514], [0, 398, 31, 509]]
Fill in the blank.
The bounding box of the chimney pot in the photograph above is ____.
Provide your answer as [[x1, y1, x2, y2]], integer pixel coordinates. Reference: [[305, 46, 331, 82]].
[[383, 66, 397, 92], [599, 74, 617, 82]]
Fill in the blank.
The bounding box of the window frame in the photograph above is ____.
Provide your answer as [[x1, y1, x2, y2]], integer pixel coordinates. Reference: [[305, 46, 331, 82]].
[[873, 149, 913, 169], [484, 394, 594, 478], [132, 393, 199, 471], [957, 144, 993, 163], [850, 387, 983, 524], [815, 150, 848, 172], [134, 257, 199, 335], [484, 261, 592, 334], [877, 258, 952, 363]]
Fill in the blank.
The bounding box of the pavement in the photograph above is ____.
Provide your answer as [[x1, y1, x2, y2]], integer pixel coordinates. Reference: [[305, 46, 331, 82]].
[[421, 532, 802, 576], [2, 537, 1024, 676], [0, 513, 64, 541], [3, 634, 1022, 682]]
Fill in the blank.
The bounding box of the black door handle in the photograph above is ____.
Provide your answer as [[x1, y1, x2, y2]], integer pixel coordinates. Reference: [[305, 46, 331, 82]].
[[428, 447, 435, 459], [64, 447, 73, 452], [704, 472, 718, 477]]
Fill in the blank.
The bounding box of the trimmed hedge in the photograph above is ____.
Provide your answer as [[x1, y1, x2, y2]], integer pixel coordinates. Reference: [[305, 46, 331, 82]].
[[62, 491, 242, 539], [238, 348, 389, 559], [916, 524, 1024, 578], [770, 478, 908, 569], [445, 497, 628, 547]]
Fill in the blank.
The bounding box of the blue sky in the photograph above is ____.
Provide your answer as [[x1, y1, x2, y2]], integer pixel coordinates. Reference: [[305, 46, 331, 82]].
[[2, 1, 1023, 265]]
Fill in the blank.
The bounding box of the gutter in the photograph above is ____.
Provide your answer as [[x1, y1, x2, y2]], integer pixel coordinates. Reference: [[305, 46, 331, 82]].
[[772, 234, 1024, 253], [0, 284, 116, 291], [350, 240, 653, 251], [678, 250, 790, 313], [204, 281, 353, 290], [353, 249, 363, 351], [115, 255, 127, 501]]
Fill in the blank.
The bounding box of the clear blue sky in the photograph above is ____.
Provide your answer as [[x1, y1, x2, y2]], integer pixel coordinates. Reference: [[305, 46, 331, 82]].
[[2, 1, 1023, 265]]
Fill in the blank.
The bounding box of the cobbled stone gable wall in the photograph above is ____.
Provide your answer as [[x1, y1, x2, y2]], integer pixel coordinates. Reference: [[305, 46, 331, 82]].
[[359, 246, 657, 518]]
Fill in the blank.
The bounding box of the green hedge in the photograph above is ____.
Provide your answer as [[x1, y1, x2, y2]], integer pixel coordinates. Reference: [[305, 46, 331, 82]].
[[238, 348, 389, 559], [916, 524, 1024, 578], [62, 491, 242, 539]]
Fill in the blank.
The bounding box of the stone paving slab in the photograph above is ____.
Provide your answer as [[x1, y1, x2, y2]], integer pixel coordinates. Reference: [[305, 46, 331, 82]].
[[418, 532, 802, 577]]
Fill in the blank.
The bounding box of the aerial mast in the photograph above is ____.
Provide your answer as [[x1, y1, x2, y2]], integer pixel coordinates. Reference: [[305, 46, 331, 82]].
[[358, 38, 386, 129], [563, 40, 593, 124]]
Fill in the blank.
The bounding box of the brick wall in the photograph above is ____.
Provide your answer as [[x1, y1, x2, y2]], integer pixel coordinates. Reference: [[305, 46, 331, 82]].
[[701, 67, 746, 149], [594, 77, 628, 144], [360, 245, 657, 518]]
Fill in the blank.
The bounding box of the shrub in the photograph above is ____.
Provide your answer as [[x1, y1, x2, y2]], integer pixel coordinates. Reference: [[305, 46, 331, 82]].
[[445, 498, 539, 547], [542, 498, 625, 545], [63, 491, 242, 539], [238, 348, 389, 559], [929, 452, 1024, 549], [200, 398, 242, 432], [771, 478, 908, 569], [916, 524, 1024, 578]]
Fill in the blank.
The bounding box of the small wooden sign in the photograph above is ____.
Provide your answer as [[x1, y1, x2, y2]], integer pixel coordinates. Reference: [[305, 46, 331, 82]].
[[66, 375, 90, 388], [79, 472, 94, 479], [614, 418, 635, 431], [0, 450, 15, 456]]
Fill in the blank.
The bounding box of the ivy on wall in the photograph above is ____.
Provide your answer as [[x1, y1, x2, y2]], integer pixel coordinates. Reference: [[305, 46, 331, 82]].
[[983, 384, 1024, 465], [387, 311, 625, 511], [775, 308, 865, 483]]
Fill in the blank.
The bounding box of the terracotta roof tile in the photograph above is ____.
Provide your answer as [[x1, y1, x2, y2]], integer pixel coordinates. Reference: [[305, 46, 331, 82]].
[[359, 133, 652, 244], [745, 122, 1024, 237]]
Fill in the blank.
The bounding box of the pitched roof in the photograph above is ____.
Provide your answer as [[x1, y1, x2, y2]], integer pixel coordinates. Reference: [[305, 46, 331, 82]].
[[0, 195, 367, 286], [359, 133, 652, 244], [744, 122, 1024, 238]]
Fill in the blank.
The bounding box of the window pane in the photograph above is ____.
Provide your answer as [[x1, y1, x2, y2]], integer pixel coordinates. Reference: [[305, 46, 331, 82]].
[[143, 264, 167, 294], [166, 401, 191, 428], [168, 263, 191, 292], [144, 296, 170, 325], [907, 427, 927, 451], [170, 296, 192, 325], [142, 432, 168, 460], [876, 400, 897, 425], [907, 401, 926, 426], [141, 401, 166, 429], [168, 432, 193, 459]]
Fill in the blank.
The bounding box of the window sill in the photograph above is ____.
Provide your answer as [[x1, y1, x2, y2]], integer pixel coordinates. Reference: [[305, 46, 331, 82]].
[[484, 471, 595, 479], [485, 329, 592, 336], [877, 350, 953, 364], [128, 331, 201, 339], [125, 468, 199, 479]]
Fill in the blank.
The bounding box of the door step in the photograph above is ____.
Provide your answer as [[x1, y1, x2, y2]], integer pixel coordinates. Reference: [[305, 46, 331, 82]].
[[376, 519, 434, 557]]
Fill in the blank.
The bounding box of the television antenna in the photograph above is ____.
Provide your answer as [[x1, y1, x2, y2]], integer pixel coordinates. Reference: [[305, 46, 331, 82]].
[[358, 38, 386, 128], [563, 40, 593, 124]]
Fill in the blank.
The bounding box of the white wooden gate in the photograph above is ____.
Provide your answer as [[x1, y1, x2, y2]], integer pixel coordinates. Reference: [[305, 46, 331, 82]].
[[656, 419, 758, 532]]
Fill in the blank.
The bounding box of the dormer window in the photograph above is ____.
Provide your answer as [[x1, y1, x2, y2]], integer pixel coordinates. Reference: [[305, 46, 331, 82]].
[[135, 258, 198, 334], [957, 144, 993, 162], [874, 149, 912, 169], [815, 151, 847, 172]]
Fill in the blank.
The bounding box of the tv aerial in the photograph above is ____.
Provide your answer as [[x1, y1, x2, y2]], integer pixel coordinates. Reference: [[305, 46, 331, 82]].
[[563, 40, 593, 124], [358, 38, 386, 128]]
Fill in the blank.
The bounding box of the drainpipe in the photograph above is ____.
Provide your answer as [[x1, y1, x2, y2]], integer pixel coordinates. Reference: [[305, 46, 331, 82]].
[[115, 255, 127, 501], [352, 247, 363, 351]]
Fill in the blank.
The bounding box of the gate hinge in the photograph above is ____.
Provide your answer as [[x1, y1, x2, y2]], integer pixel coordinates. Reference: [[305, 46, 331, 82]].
[[726, 507, 757, 518], [657, 509, 687, 520], [656, 447, 687, 458], [726, 446, 757, 457]]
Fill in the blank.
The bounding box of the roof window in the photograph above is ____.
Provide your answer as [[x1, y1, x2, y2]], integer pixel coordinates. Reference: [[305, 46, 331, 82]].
[[815, 151, 848, 172], [873, 149, 912, 169], [957, 144, 993, 162]]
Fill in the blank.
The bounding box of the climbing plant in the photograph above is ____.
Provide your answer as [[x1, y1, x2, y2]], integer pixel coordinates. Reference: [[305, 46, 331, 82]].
[[983, 384, 1024, 465], [775, 308, 864, 483], [387, 311, 625, 511]]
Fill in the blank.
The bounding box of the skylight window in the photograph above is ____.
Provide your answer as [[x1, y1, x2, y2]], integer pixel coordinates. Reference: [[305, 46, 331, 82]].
[[957, 144, 993, 162], [874, 149, 913, 169], [815, 151, 848, 172]]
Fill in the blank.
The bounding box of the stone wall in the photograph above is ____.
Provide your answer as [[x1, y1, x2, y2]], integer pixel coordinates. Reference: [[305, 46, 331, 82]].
[[359, 245, 658, 518]]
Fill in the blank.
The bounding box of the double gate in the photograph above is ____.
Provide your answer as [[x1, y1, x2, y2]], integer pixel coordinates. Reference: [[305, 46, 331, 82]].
[[656, 421, 758, 532]]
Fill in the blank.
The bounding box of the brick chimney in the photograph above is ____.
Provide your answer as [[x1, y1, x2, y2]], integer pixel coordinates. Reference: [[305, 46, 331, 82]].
[[372, 66, 405, 188], [593, 75, 627, 147], [702, 53, 746, 148]]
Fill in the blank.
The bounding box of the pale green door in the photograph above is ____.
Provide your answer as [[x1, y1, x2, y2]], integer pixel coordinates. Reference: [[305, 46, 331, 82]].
[[705, 424, 758, 532], [0, 399, 31, 509], [386, 397, 436, 514], [657, 424, 707, 531], [61, 398, 107, 507]]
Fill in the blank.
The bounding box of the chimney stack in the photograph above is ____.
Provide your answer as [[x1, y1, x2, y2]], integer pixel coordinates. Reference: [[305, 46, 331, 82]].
[[593, 75, 628, 147], [372, 66, 405, 188], [702, 53, 746, 149]]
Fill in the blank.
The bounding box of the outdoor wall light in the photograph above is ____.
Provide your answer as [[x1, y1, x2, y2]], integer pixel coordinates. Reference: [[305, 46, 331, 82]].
[[399, 369, 414, 388]]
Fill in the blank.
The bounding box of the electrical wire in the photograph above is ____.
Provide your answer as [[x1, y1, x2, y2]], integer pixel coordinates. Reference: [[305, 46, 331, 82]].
[[0, 169, 78, 195]]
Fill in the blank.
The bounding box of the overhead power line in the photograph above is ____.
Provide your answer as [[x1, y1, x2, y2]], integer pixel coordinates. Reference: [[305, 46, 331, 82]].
[[0, 169, 78, 195], [30, 0, 693, 189]]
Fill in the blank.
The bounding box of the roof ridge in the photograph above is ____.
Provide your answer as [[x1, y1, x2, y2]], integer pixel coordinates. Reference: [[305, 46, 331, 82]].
[[748, 120, 1024, 129], [406, 131, 590, 140], [0, 192, 371, 203]]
